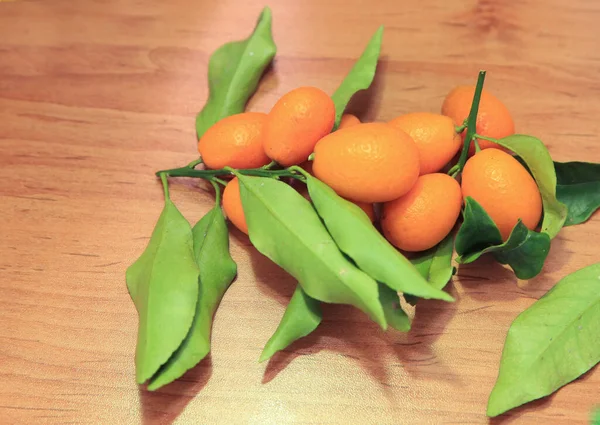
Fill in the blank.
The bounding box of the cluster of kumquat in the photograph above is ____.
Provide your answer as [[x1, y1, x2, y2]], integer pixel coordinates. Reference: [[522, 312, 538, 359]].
[[198, 84, 542, 253]]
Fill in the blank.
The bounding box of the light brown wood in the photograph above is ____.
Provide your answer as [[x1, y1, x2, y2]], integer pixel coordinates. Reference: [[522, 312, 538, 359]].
[[1, 0, 599, 423]]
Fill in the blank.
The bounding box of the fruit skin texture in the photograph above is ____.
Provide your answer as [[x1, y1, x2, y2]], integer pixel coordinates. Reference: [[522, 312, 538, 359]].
[[222, 177, 248, 235], [263, 86, 335, 166], [313, 123, 420, 203], [197, 112, 270, 170], [388, 112, 462, 175], [441, 85, 515, 153], [338, 113, 361, 129], [382, 173, 462, 252], [461, 148, 542, 240]]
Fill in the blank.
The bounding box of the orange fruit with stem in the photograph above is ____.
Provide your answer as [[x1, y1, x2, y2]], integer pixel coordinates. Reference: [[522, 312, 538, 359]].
[[313, 122, 420, 203], [461, 148, 542, 240], [441, 85, 515, 154], [263, 87, 335, 166], [388, 112, 462, 175], [198, 112, 270, 170], [222, 177, 248, 235], [382, 173, 462, 252], [338, 113, 361, 129]]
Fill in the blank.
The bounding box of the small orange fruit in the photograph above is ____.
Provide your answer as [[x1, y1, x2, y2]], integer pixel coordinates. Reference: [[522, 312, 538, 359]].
[[441, 86, 515, 154], [313, 122, 420, 203], [198, 112, 270, 170], [388, 112, 462, 175], [461, 149, 542, 240], [264, 87, 335, 166], [222, 177, 248, 235], [338, 114, 361, 129], [382, 173, 462, 252]]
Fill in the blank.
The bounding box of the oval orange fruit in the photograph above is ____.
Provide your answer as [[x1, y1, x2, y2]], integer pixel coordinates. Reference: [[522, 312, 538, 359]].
[[441, 85, 515, 154], [338, 113, 361, 129], [313, 122, 420, 203], [461, 148, 542, 240], [222, 177, 248, 235], [382, 173, 462, 252], [198, 112, 270, 170], [388, 112, 462, 175], [263, 86, 335, 166]]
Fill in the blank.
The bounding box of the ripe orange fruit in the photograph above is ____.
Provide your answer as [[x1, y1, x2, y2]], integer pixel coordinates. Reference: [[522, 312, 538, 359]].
[[338, 114, 361, 129], [441, 86, 515, 154], [388, 112, 462, 175], [461, 149, 542, 240], [263, 87, 335, 166], [198, 112, 270, 170], [382, 173, 462, 252], [222, 177, 248, 235], [313, 123, 420, 203]]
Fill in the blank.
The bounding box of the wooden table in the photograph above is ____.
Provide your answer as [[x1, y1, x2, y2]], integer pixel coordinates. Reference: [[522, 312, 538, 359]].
[[1, 0, 599, 423]]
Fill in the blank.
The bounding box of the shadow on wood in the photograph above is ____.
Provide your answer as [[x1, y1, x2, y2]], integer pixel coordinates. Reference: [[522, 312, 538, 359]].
[[139, 357, 213, 425]]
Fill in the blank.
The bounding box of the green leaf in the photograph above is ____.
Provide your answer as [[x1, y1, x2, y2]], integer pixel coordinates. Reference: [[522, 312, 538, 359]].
[[237, 174, 387, 329], [487, 262, 600, 417], [493, 135, 568, 238], [406, 234, 454, 305], [456, 197, 551, 280], [147, 206, 237, 390], [330, 26, 383, 130], [259, 285, 322, 363], [126, 200, 199, 384], [305, 175, 453, 302], [195, 6, 276, 139], [378, 283, 411, 332], [554, 161, 600, 226]]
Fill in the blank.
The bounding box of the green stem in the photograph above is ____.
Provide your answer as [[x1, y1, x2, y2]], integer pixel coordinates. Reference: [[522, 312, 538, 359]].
[[455, 123, 467, 133], [156, 165, 300, 180], [159, 172, 170, 201], [187, 158, 203, 169], [212, 177, 228, 187], [261, 161, 278, 170], [447, 164, 460, 177], [474, 134, 498, 144], [474, 139, 482, 153], [210, 180, 222, 204], [455, 70, 486, 172]]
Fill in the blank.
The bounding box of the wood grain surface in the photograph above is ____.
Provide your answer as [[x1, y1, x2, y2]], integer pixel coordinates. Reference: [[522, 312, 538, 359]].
[[1, 0, 599, 424]]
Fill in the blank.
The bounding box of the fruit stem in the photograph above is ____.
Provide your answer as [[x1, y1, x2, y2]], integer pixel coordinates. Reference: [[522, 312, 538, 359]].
[[455, 70, 486, 172], [187, 158, 203, 169], [474, 139, 481, 153], [210, 180, 222, 204], [212, 177, 228, 187], [474, 134, 499, 144], [159, 172, 170, 201], [261, 161, 278, 170], [155, 165, 300, 180]]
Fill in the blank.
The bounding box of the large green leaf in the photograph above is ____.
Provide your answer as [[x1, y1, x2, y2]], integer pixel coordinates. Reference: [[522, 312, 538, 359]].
[[487, 263, 600, 417], [378, 283, 411, 332], [305, 175, 453, 302], [259, 285, 322, 363], [237, 174, 387, 329], [405, 234, 455, 305], [554, 161, 600, 226], [456, 197, 551, 280], [330, 26, 383, 130], [126, 200, 199, 384], [493, 135, 568, 238], [195, 7, 276, 139], [147, 206, 237, 390]]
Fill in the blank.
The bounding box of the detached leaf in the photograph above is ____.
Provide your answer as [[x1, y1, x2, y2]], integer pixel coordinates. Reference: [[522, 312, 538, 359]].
[[494, 135, 568, 238], [331, 26, 383, 130], [306, 176, 453, 302], [378, 283, 411, 332], [456, 197, 551, 280], [147, 206, 237, 390], [487, 263, 600, 417], [126, 200, 199, 384], [406, 234, 454, 305], [195, 7, 276, 138], [554, 161, 600, 226], [259, 285, 322, 363], [237, 174, 387, 329]]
